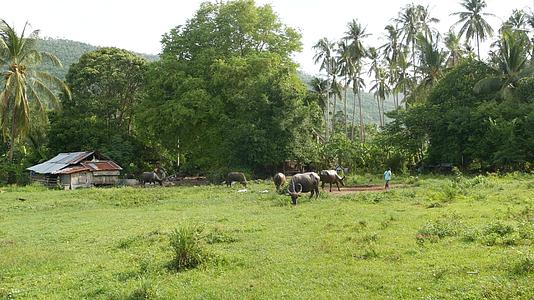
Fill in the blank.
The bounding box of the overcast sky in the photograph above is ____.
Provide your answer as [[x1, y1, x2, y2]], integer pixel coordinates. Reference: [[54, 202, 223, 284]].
[[2, 0, 533, 75]]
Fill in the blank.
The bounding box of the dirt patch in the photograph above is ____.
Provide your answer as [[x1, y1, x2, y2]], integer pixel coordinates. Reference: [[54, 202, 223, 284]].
[[325, 184, 408, 196]]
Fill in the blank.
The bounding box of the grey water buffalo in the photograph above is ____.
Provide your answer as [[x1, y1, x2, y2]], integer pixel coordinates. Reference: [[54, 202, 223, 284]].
[[273, 172, 286, 191], [287, 172, 320, 205], [140, 171, 164, 186], [320, 170, 345, 192], [226, 172, 247, 187]]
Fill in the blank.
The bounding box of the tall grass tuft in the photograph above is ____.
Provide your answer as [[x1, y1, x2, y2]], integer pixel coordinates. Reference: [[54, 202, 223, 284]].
[[169, 224, 208, 271]]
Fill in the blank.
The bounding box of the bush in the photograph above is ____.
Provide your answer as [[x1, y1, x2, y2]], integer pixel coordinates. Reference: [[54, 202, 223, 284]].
[[510, 253, 534, 276], [169, 224, 208, 271], [416, 218, 462, 244]]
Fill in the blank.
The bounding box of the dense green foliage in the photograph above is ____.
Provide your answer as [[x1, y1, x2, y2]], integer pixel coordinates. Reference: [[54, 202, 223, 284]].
[[137, 0, 318, 176], [0, 175, 532, 298], [48, 48, 154, 174]]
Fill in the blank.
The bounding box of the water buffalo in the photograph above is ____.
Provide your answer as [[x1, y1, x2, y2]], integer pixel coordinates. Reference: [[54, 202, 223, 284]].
[[226, 172, 247, 187], [287, 172, 320, 205], [273, 172, 286, 191], [140, 171, 164, 186], [320, 170, 345, 192]]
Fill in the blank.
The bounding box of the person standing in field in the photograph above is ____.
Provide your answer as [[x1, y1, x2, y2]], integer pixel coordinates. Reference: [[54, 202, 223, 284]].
[[384, 167, 392, 191]]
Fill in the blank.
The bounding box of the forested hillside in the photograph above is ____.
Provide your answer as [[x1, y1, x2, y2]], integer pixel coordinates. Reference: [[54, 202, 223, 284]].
[[36, 38, 159, 79]]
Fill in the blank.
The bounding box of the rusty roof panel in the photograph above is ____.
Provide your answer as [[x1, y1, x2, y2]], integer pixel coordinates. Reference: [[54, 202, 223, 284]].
[[56, 166, 90, 175], [26, 152, 120, 175], [82, 161, 122, 171]]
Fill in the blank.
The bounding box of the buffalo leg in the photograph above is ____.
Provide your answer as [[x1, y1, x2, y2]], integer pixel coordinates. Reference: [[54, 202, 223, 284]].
[[336, 182, 340, 191], [329, 183, 332, 192]]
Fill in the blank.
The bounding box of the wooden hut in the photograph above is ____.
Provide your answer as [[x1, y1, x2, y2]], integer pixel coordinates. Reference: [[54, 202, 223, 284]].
[[27, 152, 122, 189]]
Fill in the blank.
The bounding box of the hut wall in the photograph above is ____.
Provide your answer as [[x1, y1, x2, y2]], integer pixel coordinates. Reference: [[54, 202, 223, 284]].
[[92, 171, 120, 186], [69, 172, 93, 189]]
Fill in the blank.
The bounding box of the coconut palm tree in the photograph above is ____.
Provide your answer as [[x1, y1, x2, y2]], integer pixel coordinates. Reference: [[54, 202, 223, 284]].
[[381, 24, 401, 108], [502, 9, 529, 32], [368, 47, 389, 127], [370, 67, 390, 127], [310, 76, 330, 137], [416, 33, 447, 88], [0, 20, 70, 161], [396, 4, 420, 78], [394, 49, 413, 109], [313, 38, 336, 139], [451, 0, 495, 60], [444, 31, 465, 67], [416, 5, 440, 39], [474, 29, 533, 97], [344, 19, 370, 142], [336, 40, 351, 136]]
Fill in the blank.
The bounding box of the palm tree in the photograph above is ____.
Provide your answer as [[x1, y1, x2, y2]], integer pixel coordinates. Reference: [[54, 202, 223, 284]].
[[381, 24, 401, 108], [451, 0, 495, 60], [416, 33, 447, 88], [311, 76, 330, 137], [344, 19, 370, 142], [417, 5, 440, 39], [396, 4, 420, 78], [0, 20, 70, 161], [444, 31, 465, 67], [313, 38, 335, 139], [336, 40, 351, 136], [368, 47, 389, 127], [394, 49, 413, 109], [502, 9, 529, 32], [327, 56, 341, 135], [370, 67, 390, 127], [474, 29, 533, 97]]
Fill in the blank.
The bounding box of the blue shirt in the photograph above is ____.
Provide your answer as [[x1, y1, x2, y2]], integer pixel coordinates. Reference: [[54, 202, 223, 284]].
[[384, 170, 392, 181]]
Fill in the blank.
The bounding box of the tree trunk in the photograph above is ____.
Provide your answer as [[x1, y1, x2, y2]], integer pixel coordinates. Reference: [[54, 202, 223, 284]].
[[380, 97, 385, 127], [332, 93, 337, 135], [376, 97, 381, 128], [357, 87, 365, 143], [351, 85, 357, 141], [344, 83, 348, 137], [477, 32, 480, 61]]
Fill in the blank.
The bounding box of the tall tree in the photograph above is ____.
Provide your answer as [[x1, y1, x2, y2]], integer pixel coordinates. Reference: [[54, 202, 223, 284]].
[[474, 29, 533, 97], [396, 4, 420, 78], [382, 24, 401, 108], [451, 0, 495, 60], [444, 31, 465, 68], [344, 19, 370, 142], [310, 76, 329, 137], [337, 40, 351, 136], [313, 37, 336, 139], [139, 0, 309, 176], [368, 47, 389, 127], [416, 33, 447, 89], [0, 20, 70, 162], [49, 48, 149, 173]]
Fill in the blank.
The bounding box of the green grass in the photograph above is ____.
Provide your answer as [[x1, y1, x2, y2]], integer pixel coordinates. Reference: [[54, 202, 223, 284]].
[[0, 174, 533, 299]]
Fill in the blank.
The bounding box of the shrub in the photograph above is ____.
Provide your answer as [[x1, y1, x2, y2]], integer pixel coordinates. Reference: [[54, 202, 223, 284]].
[[510, 253, 534, 276], [205, 227, 238, 244], [169, 224, 208, 271], [416, 218, 462, 244]]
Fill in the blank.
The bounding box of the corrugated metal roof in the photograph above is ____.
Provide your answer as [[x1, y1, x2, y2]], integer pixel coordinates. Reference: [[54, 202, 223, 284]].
[[27, 152, 95, 174], [56, 166, 90, 175], [82, 161, 122, 171]]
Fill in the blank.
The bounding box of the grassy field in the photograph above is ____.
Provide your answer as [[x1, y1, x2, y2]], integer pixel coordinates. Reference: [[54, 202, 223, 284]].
[[0, 174, 533, 299]]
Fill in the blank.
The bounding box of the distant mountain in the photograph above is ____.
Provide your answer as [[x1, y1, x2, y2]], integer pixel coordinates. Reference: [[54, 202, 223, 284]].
[[36, 37, 159, 79], [297, 71, 397, 125]]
